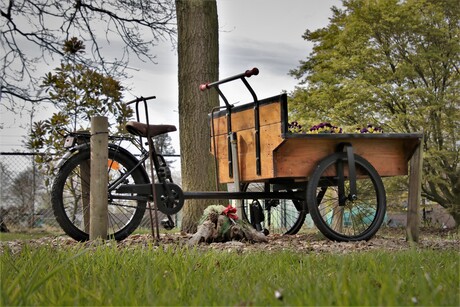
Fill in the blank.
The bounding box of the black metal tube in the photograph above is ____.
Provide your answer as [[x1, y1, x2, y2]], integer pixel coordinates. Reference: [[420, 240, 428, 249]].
[[241, 77, 261, 175], [126, 95, 156, 105], [183, 190, 305, 201], [116, 184, 306, 201]]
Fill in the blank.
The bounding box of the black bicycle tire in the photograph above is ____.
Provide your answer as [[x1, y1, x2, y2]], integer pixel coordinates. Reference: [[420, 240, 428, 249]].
[[306, 152, 386, 242], [241, 183, 307, 235], [51, 147, 148, 241]]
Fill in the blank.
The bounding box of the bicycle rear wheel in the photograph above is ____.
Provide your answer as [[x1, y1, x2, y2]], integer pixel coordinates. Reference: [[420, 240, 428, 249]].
[[241, 182, 307, 235], [51, 147, 149, 241]]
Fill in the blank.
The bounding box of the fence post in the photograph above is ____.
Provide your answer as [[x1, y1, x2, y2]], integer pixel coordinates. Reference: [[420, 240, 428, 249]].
[[90, 116, 108, 240], [407, 138, 423, 242]]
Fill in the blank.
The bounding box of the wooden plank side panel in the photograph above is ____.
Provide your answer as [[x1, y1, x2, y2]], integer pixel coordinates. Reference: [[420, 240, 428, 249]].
[[211, 102, 282, 136], [211, 123, 283, 183], [274, 138, 410, 178], [210, 99, 284, 183], [238, 124, 283, 182], [211, 134, 231, 183]]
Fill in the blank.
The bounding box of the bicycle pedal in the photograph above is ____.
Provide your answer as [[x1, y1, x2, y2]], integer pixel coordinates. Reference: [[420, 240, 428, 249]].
[[161, 218, 175, 230]]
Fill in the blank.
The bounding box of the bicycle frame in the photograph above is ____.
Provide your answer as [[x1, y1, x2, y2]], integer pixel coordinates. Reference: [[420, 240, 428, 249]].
[[54, 70, 309, 240]]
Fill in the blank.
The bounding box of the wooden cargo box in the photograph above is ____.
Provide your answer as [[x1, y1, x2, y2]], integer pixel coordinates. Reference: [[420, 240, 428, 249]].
[[210, 94, 422, 184]]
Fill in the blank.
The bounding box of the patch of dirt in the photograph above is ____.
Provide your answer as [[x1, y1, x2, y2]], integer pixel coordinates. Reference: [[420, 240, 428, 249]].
[[1, 227, 458, 255]]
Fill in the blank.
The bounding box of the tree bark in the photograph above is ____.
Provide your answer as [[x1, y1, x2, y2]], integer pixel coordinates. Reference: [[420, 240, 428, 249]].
[[176, 0, 220, 233]]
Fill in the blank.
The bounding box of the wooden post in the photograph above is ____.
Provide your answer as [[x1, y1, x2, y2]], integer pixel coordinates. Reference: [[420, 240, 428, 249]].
[[407, 138, 423, 242], [89, 116, 108, 240]]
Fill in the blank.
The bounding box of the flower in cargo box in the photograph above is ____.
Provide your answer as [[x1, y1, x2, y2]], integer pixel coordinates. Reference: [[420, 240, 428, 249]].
[[289, 121, 382, 134], [309, 122, 342, 134], [356, 124, 383, 133], [288, 121, 304, 133], [288, 121, 343, 134]]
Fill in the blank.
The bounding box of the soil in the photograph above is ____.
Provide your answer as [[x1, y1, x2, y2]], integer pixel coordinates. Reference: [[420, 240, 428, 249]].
[[1, 227, 458, 255]]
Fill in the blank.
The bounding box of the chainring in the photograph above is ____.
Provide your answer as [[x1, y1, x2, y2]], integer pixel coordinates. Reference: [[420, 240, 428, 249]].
[[154, 183, 184, 215]]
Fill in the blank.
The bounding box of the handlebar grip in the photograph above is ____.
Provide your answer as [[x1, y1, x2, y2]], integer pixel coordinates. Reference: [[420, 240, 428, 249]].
[[199, 83, 209, 91], [199, 67, 260, 91], [245, 67, 259, 78]]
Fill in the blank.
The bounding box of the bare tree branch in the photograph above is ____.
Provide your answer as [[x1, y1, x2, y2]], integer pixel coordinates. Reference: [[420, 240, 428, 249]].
[[0, 0, 176, 108]]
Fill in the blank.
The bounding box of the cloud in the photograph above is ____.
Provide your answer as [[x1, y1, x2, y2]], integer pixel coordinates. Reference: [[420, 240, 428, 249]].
[[221, 37, 309, 77]]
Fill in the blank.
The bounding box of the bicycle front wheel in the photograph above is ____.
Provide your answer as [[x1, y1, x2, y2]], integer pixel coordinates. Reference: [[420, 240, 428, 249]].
[[51, 147, 149, 241], [306, 153, 386, 242], [241, 182, 307, 235]]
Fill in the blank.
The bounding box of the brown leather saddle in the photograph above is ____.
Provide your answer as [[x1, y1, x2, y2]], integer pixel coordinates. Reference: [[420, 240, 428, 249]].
[[125, 121, 177, 138]]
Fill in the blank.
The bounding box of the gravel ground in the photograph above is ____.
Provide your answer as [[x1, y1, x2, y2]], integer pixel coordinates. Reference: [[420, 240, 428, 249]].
[[1, 227, 458, 254]]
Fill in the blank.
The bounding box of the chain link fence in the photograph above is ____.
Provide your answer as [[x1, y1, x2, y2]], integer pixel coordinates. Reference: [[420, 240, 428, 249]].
[[0, 152, 181, 233], [0, 152, 52, 231]]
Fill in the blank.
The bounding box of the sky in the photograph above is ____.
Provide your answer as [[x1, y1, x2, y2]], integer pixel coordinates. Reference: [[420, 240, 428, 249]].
[[0, 0, 341, 153]]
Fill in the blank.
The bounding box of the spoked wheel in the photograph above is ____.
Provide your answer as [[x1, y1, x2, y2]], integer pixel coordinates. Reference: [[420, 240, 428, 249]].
[[241, 182, 307, 235], [306, 152, 386, 242], [51, 147, 149, 241]]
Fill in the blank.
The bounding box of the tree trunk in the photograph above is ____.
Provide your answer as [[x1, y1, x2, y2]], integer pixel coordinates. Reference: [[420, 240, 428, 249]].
[[176, 0, 220, 233], [451, 212, 460, 229]]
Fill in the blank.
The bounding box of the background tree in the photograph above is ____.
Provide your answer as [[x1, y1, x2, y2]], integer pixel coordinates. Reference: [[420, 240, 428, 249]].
[[154, 134, 176, 156], [290, 0, 459, 225], [154, 134, 177, 170], [0, 0, 175, 108], [176, 0, 220, 232], [8, 167, 45, 227], [0, 162, 12, 231], [28, 38, 132, 174]]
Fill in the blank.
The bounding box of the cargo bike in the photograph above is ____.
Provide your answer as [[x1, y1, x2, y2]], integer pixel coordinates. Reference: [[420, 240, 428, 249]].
[[51, 68, 423, 242]]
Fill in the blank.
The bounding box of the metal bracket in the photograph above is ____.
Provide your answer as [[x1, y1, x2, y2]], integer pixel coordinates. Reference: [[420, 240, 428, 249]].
[[336, 142, 358, 205]]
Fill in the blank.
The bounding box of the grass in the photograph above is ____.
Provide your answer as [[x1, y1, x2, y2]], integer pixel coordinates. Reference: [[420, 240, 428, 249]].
[[1, 243, 459, 306]]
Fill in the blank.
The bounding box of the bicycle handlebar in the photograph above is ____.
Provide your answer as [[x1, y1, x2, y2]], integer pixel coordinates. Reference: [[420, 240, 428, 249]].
[[199, 67, 259, 91], [125, 95, 156, 105]]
